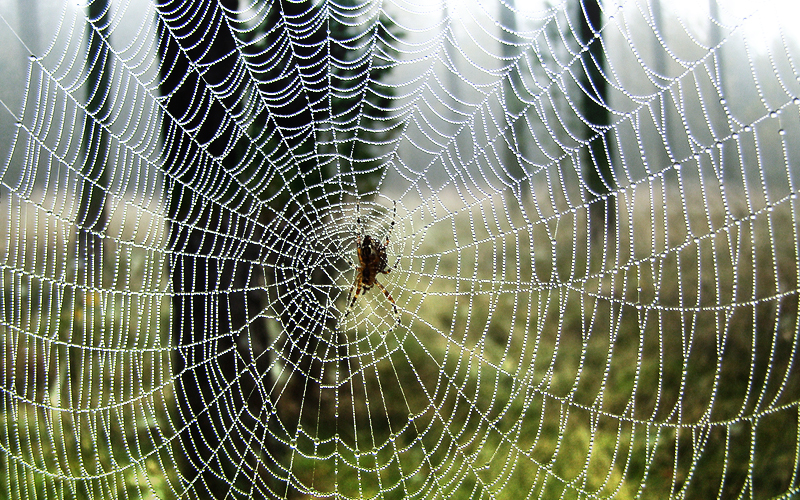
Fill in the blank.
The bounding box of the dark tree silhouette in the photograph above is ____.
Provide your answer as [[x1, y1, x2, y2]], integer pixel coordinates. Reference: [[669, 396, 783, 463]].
[[652, 0, 677, 171], [72, 0, 112, 418], [77, 0, 111, 297], [157, 1, 276, 497], [577, 0, 615, 247], [499, 0, 531, 207], [157, 1, 400, 497]]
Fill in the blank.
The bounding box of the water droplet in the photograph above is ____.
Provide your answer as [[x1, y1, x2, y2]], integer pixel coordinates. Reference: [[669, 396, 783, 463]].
[[28, 55, 36, 61], [732, 133, 739, 140], [744, 125, 752, 132], [673, 162, 682, 171], [14, 121, 21, 128], [719, 98, 727, 105], [779, 129, 786, 136], [770, 110, 779, 119], [794, 97, 800, 105]]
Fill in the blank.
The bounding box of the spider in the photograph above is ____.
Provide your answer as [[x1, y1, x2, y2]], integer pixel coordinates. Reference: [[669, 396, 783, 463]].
[[343, 202, 400, 326]]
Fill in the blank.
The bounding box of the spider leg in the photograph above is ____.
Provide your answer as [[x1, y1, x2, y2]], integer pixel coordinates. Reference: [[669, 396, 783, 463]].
[[381, 201, 399, 274], [345, 280, 355, 307], [344, 279, 363, 318], [382, 255, 401, 275], [384, 200, 396, 246], [356, 202, 363, 245], [375, 280, 399, 326]]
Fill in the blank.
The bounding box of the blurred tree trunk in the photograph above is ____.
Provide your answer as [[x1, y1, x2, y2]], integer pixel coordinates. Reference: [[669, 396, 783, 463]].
[[72, 0, 111, 411], [708, 0, 732, 181], [259, 1, 330, 446], [499, 0, 530, 208], [708, 0, 725, 103], [157, 1, 277, 498], [577, 0, 615, 247], [77, 0, 110, 286], [652, 0, 677, 168], [443, 4, 469, 167]]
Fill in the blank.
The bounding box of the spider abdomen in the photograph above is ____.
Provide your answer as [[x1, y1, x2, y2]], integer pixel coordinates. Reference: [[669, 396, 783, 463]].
[[359, 235, 389, 286]]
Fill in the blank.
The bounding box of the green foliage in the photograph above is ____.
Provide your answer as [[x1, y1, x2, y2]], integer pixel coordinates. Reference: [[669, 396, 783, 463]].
[[2, 181, 798, 499], [237, 0, 403, 214], [0, 244, 176, 500]]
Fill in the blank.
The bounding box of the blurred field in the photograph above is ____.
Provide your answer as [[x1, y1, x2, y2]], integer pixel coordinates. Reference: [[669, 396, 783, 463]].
[[329, 177, 798, 498], [0, 189, 176, 499], [1, 176, 799, 498]]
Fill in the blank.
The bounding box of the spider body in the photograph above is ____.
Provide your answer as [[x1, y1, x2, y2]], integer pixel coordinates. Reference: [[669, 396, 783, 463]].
[[357, 235, 389, 286], [344, 203, 399, 325]]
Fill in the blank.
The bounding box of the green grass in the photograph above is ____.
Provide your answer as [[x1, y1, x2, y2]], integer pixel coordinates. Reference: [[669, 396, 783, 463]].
[[1, 195, 178, 500], [1, 180, 798, 498]]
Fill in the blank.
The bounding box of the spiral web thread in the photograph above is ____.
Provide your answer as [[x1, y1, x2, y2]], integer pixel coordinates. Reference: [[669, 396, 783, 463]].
[[1, 0, 799, 498]]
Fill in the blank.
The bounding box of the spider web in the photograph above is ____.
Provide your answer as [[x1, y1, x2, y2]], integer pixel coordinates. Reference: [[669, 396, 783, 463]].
[[1, 0, 799, 498]]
